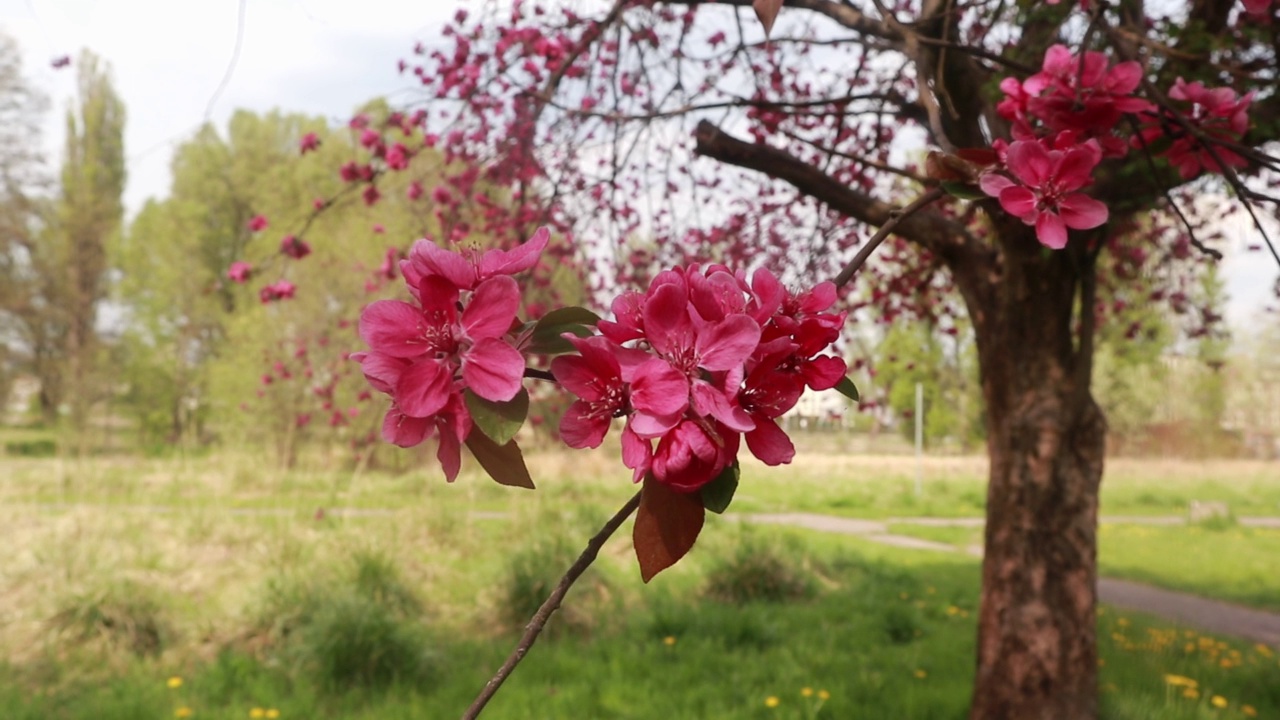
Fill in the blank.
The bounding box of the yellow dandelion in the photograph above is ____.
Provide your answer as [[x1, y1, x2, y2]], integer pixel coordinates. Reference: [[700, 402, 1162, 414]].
[[1097, 658, 1106, 667], [899, 592, 909, 600], [663, 636, 676, 646], [174, 709, 193, 719], [1164, 674, 1198, 689], [1211, 696, 1228, 709], [926, 586, 936, 595], [1242, 705, 1258, 717], [818, 690, 830, 701], [1101, 683, 1118, 693], [1184, 688, 1200, 700], [914, 669, 927, 679], [1221, 658, 1234, 669], [801, 687, 813, 697], [946, 606, 960, 616], [265, 711, 280, 719], [250, 710, 266, 719], [1185, 643, 1196, 653], [167, 677, 184, 689], [1116, 618, 1130, 628], [1255, 644, 1273, 658], [1097, 608, 1106, 616], [765, 696, 780, 708]]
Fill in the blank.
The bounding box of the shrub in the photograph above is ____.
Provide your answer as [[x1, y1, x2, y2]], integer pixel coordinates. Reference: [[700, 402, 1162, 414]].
[[704, 534, 815, 604], [497, 536, 609, 635], [50, 581, 171, 657], [297, 592, 432, 691]]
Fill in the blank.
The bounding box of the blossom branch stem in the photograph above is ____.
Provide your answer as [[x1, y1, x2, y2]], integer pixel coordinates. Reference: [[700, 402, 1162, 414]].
[[834, 186, 946, 289], [462, 490, 643, 720], [522, 367, 557, 382]]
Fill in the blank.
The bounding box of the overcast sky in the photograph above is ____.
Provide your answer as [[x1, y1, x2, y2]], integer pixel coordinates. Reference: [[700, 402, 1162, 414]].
[[1, 0, 1276, 331]]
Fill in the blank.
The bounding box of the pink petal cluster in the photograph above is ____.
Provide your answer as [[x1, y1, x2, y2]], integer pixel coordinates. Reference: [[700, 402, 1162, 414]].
[[299, 132, 321, 154], [259, 280, 296, 303], [247, 214, 269, 232], [999, 44, 1153, 157], [1133, 78, 1255, 180], [352, 228, 550, 480], [553, 266, 847, 493], [979, 139, 1109, 249], [226, 261, 253, 284], [280, 235, 312, 259]]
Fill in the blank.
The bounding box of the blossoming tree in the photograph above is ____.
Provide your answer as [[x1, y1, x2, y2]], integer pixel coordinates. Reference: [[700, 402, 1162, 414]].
[[241, 0, 1280, 717]]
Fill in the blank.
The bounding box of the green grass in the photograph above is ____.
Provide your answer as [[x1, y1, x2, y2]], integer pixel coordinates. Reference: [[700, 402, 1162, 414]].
[[1, 528, 1275, 719], [1100, 524, 1280, 613]]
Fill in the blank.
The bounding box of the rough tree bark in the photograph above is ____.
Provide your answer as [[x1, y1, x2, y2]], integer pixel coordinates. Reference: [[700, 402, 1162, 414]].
[[964, 224, 1106, 720]]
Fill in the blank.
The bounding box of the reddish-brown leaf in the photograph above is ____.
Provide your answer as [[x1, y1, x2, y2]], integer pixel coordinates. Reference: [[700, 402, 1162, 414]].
[[633, 475, 705, 582], [465, 432, 536, 489], [753, 0, 785, 39]]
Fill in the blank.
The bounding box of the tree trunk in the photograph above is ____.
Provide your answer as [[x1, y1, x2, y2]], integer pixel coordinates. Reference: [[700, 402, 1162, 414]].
[[965, 227, 1106, 720]]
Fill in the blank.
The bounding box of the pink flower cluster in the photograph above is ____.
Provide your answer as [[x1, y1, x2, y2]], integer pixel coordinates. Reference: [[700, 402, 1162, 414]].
[[352, 228, 550, 480], [986, 45, 1252, 249], [553, 266, 846, 493], [1132, 78, 1255, 180]]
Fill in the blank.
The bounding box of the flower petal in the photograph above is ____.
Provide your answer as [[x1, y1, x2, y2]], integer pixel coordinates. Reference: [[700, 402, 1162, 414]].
[[359, 300, 428, 358], [691, 380, 754, 432], [559, 401, 611, 449], [382, 407, 431, 447], [696, 314, 761, 372], [745, 417, 796, 466], [631, 358, 690, 417], [394, 360, 452, 418], [800, 355, 847, 391], [409, 238, 476, 289], [1035, 212, 1069, 249], [998, 187, 1038, 220], [462, 275, 521, 340], [643, 283, 692, 358], [621, 422, 652, 484], [478, 226, 549, 279], [1058, 193, 1109, 230], [462, 338, 525, 402]]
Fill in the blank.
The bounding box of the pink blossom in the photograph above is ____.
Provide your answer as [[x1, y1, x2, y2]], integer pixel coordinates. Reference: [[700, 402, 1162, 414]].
[[386, 143, 410, 170], [259, 280, 296, 303], [363, 185, 381, 206], [407, 181, 424, 200], [1000, 45, 1154, 156], [280, 235, 311, 259], [651, 419, 739, 493], [227, 261, 253, 283], [979, 139, 1109, 249], [551, 335, 686, 451], [403, 226, 550, 292], [247, 214, 268, 232], [299, 132, 321, 154], [1133, 78, 1254, 179]]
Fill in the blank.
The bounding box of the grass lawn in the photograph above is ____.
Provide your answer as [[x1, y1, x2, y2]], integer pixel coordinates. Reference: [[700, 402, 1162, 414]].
[[1, 446, 1278, 720]]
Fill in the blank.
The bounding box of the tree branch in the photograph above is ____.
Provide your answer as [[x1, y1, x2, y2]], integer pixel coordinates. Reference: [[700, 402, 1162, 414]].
[[463, 490, 643, 720], [692, 120, 974, 256], [834, 186, 946, 287]]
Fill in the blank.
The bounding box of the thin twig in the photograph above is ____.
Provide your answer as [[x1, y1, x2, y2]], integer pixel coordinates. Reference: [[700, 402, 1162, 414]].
[[522, 367, 556, 382], [834, 186, 946, 288], [462, 490, 643, 720], [1124, 116, 1221, 260]]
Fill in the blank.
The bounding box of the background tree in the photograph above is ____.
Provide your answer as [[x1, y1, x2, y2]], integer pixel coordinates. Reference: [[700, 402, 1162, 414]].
[[0, 32, 50, 421], [322, 2, 1280, 717]]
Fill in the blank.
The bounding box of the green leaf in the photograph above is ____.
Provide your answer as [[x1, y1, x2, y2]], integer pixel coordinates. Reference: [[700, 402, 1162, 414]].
[[834, 376, 860, 402], [529, 306, 602, 355], [465, 432, 535, 489], [464, 388, 529, 446], [699, 460, 740, 514], [940, 181, 987, 201]]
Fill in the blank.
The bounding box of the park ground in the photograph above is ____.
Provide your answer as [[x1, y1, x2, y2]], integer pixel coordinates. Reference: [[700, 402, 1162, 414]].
[[0, 442, 1277, 719]]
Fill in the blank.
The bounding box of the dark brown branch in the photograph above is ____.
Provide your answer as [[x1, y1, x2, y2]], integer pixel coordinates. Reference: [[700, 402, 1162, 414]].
[[834, 186, 946, 288], [692, 120, 974, 256], [522, 367, 556, 382], [663, 0, 901, 42], [463, 490, 643, 720]]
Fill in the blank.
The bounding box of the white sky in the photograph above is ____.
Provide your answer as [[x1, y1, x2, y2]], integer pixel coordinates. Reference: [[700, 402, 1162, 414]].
[[0, 0, 1276, 332]]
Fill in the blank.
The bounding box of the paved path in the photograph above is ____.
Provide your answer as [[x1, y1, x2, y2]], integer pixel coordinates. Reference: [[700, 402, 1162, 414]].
[[738, 512, 1280, 648]]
